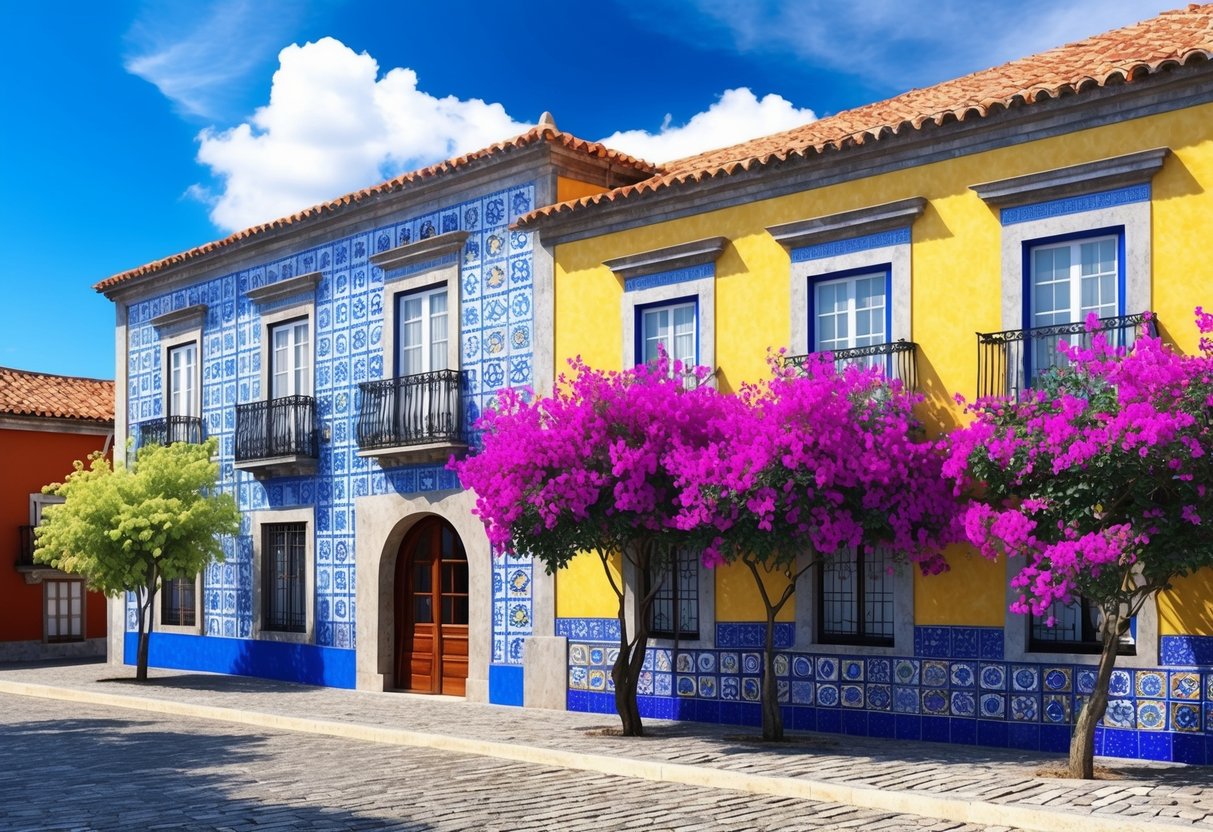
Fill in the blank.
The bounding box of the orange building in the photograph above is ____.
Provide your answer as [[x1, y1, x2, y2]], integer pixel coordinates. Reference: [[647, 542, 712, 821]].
[[0, 367, 113, 660]]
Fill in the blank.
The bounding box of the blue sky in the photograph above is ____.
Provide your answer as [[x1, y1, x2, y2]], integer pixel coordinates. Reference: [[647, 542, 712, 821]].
[[0, 0, 1172, 380]]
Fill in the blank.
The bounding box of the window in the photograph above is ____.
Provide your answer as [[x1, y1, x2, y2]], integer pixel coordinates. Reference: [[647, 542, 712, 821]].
[[45, 579, 83, 642], [1030, 597, 1135, 655], [813, 270, 888, 353], [1028, 233, 1120, 377], [168, 342, 199, 418], [397, 286, 449, 376], [818, 548, 894, 646], [263, 523, 306, 633], [640, 301, 696, 368], [162, 577, 197, 627], [648, 548, 699, 639], [270, 319, 311, 398]]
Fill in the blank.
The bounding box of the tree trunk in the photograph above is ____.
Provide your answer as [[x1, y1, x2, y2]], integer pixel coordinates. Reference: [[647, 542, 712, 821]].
[[760, 600, 783, 741], [135, 573, 158, 682], [1068, 611, 1122, 778], [743, 557, 800, 742], [604, 543, 658, 737]]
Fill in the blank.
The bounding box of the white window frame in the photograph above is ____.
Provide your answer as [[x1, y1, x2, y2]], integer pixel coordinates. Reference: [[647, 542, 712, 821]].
[[1028, 234, 1120, 328], [44, 579, 85, 643], [812, 270, 890, 354], [638, 299, 698, 374], [396, 284, 451, 377], [269, 317, 312, 399], [167, 341, 200, 419]]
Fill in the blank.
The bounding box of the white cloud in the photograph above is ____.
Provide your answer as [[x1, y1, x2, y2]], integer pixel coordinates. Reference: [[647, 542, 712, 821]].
[[623, 0, 1178, 92], [192, 37, 531, 232], [124, 0, 299, 119], [597, 88, 816, 164]]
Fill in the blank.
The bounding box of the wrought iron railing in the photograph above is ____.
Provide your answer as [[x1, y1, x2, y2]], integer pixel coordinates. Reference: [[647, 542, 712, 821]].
[[357, 370, 466, 451], [235, 396, 318, 461], [784, 340, 918, 391], [976, 313, 1156, 400], [17, 525, 34, 568], [138, 415, 205, 447]]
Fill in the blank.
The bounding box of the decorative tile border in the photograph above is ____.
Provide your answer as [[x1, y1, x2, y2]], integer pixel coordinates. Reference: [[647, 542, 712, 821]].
[[1000, 183, 1150, 226], [1161, 635, 1213, 666], [715, 623, 795, 649], [913, 626, 1004, 660], [562, 632, 1213, 764]]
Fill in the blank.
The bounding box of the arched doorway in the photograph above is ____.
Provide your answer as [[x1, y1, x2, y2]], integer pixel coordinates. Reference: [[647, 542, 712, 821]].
[[394, 516, 468, 695]]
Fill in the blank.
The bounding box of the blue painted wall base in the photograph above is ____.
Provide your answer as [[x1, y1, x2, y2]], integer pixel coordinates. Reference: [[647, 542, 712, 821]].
[[488, 663, 524, 706], [124, 632, 355, 688]]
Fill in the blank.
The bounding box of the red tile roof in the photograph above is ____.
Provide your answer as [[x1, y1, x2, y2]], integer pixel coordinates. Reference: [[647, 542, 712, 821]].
[[519, 4, 1213, 226], [0, 367, 115, 424], [95, 126, 660, 292]]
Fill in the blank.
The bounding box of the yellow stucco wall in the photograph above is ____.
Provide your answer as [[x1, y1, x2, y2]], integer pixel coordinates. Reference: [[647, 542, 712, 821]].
[[914, 549, 1006, 627], [552, 102, 1213, 632], [556, 550, 621, 619], [715, 563, 797, 622], [1158, 571, 1213, 637]]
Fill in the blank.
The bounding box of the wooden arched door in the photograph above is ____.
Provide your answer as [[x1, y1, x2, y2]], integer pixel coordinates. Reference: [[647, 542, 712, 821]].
[[395, 517, 469, 695]]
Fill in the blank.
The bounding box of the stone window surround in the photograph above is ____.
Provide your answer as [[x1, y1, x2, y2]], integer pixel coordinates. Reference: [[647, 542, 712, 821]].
[[622, 553, 716, 651], [371, 231, 468, 380], [156, 574, 204, 636], [250, 507, 316, 644], [972, 149, 1168, 668], [151, 306, 206, 424], [970, 148, 1168, 333], [606, 237, 726, 378], [768, 197, 924, 355], [245, 273, 321, 402]]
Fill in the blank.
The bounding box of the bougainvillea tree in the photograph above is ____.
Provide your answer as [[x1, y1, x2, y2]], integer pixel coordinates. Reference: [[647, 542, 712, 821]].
[[453, 357, 731, 736], [675, 354, 963, 740], [946, 312, 1213, 778]]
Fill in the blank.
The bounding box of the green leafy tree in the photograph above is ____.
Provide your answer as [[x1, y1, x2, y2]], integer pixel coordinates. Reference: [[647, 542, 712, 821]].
[[35, 438, 240, 681]]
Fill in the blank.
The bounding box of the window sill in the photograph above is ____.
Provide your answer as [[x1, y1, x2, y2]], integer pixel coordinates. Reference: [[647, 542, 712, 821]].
[[234, 453, 318, 479], [356, 440, 467, 467], [15, 565, 71, 586]]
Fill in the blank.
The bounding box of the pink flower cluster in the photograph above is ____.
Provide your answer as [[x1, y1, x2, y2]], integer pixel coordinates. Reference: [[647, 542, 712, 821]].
[[948, 310, 1213, 615], [451, 354, 737, 559], [671, 352, 963, 572]]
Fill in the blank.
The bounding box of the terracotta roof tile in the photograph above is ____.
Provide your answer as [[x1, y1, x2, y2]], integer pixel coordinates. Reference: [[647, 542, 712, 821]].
[[96, 126, 660, 292], [519, 4, 1213, 226], [0, 367, 115, 423]]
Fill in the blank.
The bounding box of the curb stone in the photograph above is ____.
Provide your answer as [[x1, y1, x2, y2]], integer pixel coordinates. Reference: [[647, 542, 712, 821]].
[[0, 678, 1194, 832]]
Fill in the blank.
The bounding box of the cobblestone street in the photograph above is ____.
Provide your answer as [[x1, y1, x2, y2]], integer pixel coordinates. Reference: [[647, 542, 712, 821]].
[[0, 694, 1017, 831]]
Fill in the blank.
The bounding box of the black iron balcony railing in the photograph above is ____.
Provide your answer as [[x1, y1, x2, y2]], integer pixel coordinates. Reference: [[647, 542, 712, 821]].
[[235, 395, 318, 461], [976, 312, 1157, 399], [784, 340, 918, 391], [357, 369, 465, 451], [17, 525, 34, 568], [138, 415, 205, 447]]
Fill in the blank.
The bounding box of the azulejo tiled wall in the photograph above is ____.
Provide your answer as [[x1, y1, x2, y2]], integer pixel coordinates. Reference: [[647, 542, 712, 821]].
[[559, 618, 1213, 764], [125, 183, 538, 676]]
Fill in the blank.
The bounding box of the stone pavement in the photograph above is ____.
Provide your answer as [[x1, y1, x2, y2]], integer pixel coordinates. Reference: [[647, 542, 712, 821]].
[[0, 693, 1013, 831], [1, 660, 1211, 832]]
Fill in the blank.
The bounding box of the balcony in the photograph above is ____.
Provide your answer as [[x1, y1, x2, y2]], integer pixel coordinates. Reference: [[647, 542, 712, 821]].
[[357, 370, 466, 465], [16, 525, 64, 584], [784, 340, 919, 392], [234, 395, 318, 478], [138, 415, 205, 448], [976, 312, 1156, 399]]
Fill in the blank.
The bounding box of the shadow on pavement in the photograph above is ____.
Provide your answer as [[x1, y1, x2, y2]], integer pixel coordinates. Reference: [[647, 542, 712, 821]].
[[0, 716, 435, 831]]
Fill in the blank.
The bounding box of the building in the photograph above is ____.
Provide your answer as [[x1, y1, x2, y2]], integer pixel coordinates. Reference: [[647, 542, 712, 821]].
[[96, 124, 655, 702], [516, 6, 1213, 763], [0, 367, 113, 660], [99, 5, 1213, 764]]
